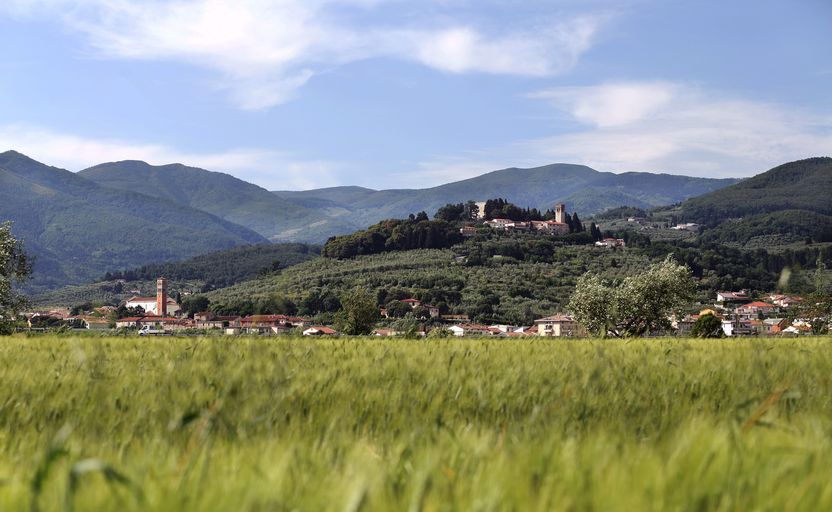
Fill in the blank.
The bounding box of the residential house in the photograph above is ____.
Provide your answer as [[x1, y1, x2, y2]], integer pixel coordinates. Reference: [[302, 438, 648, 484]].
[[303, 326, 338, 336], [534, 314, 583, 337], [671, 223, 700, 231], [716, 290, 750, 304], [459, 225, 477, 237], [761, 318, 789, 335], [442, 314, 470, 323], [448, 323, 492, 337], [194, 312, 241, 330], [595, 238, 626, 248], [239, 315, 309, 335], [734, 301, 779, 320], [721, 317, 754, 337]]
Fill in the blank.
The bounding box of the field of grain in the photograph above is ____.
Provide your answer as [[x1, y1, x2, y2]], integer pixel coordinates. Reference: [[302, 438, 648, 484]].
[[1, 335, 831, 511]]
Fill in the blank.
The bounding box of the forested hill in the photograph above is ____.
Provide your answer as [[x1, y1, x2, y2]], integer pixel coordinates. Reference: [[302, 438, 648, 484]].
[[80, 161, 358, 242], [0, 151, 267, 291], [676, 157, 832, 244], [32, 243, 320, 307], [274, 163, 739, 229], [679, 157, 832, 222]]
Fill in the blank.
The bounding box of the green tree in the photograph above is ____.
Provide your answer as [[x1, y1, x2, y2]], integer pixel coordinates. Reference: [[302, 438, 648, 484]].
[[0, 222, 31, 334], [180, 295, 211, 317], [569, 257, 695, 337], [691, 314, 724, 338], [335, 288, 379, 335], [385, 300, 413, 318]]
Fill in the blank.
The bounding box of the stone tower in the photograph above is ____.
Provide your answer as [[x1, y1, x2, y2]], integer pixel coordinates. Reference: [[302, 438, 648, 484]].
[[555, 203, 567, 224], [156, 277, 167, 317]]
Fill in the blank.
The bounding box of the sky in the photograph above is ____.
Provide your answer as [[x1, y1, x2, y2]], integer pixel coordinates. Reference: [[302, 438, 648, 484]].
[[1, 0, 831, 190]]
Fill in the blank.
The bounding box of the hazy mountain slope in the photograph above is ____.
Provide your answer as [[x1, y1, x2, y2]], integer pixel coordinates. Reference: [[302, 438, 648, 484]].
[[80, 161, 361, 241], [0, 151, 267, 291], [275, 164, 739, 227]]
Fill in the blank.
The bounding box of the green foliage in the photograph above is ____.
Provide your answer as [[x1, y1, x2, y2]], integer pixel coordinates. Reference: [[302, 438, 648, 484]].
[[180, 296, 210, 317], [209, 247, 654, 325], [2, 336, 832, 510], [322, 217, 462, 259], [102, 243, 319, 290], [385, 300, 413, 318], [691, 314, 724, 338], [0, 221, 30, 333], [594, 206, 649, 220], [335, 288, 379, 335], [569, 257, 696, 337]]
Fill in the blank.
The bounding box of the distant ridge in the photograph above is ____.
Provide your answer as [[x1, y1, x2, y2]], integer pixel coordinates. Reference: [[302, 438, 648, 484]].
[[80, 161, 359, 242], [0, 151, 267, 291], [273, 163, 740, 230]]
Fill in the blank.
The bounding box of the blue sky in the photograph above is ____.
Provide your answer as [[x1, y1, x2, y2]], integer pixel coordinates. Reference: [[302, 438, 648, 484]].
[[1, 0, 830, 189]]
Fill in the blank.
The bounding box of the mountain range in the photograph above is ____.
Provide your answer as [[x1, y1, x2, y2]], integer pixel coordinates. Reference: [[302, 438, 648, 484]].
[[273, 164, 740, 231], [2, 150, 742, 291]]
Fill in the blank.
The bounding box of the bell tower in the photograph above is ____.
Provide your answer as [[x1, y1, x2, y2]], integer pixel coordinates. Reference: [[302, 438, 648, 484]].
[[156, 277, 167, 316], [555, 203, 567, 224]]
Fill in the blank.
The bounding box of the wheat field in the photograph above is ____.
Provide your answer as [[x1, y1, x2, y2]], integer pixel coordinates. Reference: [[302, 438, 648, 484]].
[[1, 335, 831, 511]]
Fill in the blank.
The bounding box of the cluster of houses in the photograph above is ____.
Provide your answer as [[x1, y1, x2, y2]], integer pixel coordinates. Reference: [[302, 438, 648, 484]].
[[461, 203, 572, 236], [673, 290, 817, 336]]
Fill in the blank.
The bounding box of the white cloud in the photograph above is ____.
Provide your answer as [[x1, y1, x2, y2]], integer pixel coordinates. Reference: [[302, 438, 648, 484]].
[[521, 82, 832, 177], [1, 0, 607, 109], [0, 124, 342, 190]]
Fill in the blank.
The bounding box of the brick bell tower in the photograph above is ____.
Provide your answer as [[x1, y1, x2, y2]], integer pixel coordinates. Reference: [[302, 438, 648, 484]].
[[156, 277, 167, 317]]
